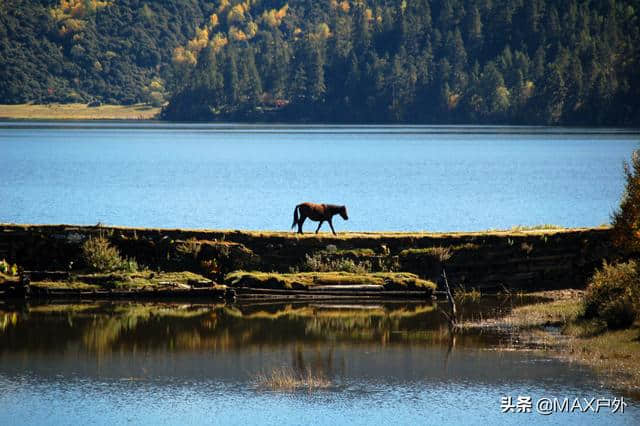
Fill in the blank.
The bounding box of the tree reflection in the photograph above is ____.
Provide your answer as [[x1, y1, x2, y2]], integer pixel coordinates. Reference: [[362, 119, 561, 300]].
[[0, 300, 513, 356]]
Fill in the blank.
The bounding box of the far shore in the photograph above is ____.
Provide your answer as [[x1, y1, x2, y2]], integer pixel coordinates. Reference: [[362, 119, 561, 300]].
[[0, 103, 160, 120], [1, 104, 639, 128]]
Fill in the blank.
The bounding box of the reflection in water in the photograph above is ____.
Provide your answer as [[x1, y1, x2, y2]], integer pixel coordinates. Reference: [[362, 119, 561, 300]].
[[0, 300, 638, 425], [0, 299, 534, 355], [0, 301, 446, 354]]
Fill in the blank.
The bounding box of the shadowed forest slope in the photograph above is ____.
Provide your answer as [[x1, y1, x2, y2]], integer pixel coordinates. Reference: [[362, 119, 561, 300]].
[[2, 0, 639, 125]]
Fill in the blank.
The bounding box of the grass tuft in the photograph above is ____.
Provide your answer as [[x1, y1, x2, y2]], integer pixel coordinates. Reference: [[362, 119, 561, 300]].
[[398, 243, 479, 261], [255, 367, 330, 391], [300, 253, 371, 273]]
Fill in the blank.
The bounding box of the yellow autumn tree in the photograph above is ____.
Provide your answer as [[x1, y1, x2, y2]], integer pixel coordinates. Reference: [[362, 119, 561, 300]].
[[261, 9, 276, 27], [227, 3, 245, 23], [187, 27, 209, 53], [275, 4, 288, 20], [217, 0, 230, 13], [246, 21, 258, 39], [210, 33, 228, 53], [229, 26, 248, 41], [51, 0, 110, 21], [172, 46, 197, 65], [209, 13, 219, 28], [261, 4, 288, 27]]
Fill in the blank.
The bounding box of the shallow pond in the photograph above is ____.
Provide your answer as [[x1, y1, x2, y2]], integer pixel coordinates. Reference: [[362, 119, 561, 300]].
[[0, 299, 637, 425]]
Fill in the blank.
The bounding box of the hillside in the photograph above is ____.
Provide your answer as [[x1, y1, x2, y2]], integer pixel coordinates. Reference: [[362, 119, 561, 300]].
[[1, 0, 639, 125]]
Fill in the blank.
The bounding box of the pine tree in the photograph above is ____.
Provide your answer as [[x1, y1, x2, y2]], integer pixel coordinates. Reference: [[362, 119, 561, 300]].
[[243, 48, 262, 109], [290, 63, 307, 104], [224, 47, 239, 106]]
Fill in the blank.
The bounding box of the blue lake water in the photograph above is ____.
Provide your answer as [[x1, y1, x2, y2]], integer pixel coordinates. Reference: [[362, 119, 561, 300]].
[[1, 122, 639, 231]]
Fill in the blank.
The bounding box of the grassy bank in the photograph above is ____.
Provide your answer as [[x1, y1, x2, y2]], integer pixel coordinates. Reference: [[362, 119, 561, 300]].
[[461, 291, 640, 395], [0, 103, 160, 120], [0, 222, 608, 239], [0, 223, 613, 299]]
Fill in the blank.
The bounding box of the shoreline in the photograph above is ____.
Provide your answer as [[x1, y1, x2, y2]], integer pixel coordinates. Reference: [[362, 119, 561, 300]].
[[459, 291, 640, 398], [1, 105, 640, 129]]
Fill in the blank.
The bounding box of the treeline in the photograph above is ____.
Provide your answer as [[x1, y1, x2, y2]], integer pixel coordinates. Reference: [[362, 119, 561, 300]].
[[1, 1, 639, 125], [164, 0, 640, 124]]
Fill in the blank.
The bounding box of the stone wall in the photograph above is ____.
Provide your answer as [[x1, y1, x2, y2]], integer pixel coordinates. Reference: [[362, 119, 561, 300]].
[[0, 224, 615, 291]]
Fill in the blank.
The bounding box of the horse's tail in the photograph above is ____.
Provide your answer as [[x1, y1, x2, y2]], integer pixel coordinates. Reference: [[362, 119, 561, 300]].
[[291, 205, 300, 229]]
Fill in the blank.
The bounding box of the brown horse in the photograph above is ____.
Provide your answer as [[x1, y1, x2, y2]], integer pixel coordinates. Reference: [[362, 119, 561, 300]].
[[291, 202, 348, 235]]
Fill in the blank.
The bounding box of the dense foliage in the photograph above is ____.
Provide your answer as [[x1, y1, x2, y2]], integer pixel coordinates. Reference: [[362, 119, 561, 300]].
[[2, 0, 639, 124], [583, 260, 639, 329], [612, 149, 640, 254], [1, 0, 210, 104], [584, 149, 640, 330]]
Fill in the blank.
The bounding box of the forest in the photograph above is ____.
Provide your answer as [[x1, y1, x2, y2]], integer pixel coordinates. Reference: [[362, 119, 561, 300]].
[[1, 0, 639, 125]]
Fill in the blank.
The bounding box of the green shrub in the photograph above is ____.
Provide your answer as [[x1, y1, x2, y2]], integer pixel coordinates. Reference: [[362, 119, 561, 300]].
[[81, 236, 137, 273], [301, 253, 371, 274], [599, 297, 636, 330], [0, 259, 18, 276], [583, 261, 639, 329]]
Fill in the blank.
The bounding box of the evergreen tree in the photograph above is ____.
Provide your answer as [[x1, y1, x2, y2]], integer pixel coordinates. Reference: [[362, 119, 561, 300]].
[[224, 47, 239, 106]]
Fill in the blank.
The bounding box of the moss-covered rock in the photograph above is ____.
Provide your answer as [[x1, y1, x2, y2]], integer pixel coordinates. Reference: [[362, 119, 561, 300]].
[[224, 271, 436, 292], [31, 271, 222, 292]]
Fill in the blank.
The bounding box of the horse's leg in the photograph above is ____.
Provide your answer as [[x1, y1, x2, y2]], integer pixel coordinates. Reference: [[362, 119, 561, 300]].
[[315, 220, 323, 234], [328, 219, 336, 235], [298, 215, 306, 234]]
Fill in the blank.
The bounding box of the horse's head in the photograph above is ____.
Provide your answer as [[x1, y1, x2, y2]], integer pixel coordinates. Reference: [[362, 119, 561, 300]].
[[340, 205, 349, 220]]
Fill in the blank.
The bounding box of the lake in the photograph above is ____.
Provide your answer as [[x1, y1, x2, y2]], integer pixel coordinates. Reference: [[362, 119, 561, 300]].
[[1, 122, 639, 231], [0, 300, 637, 425]]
